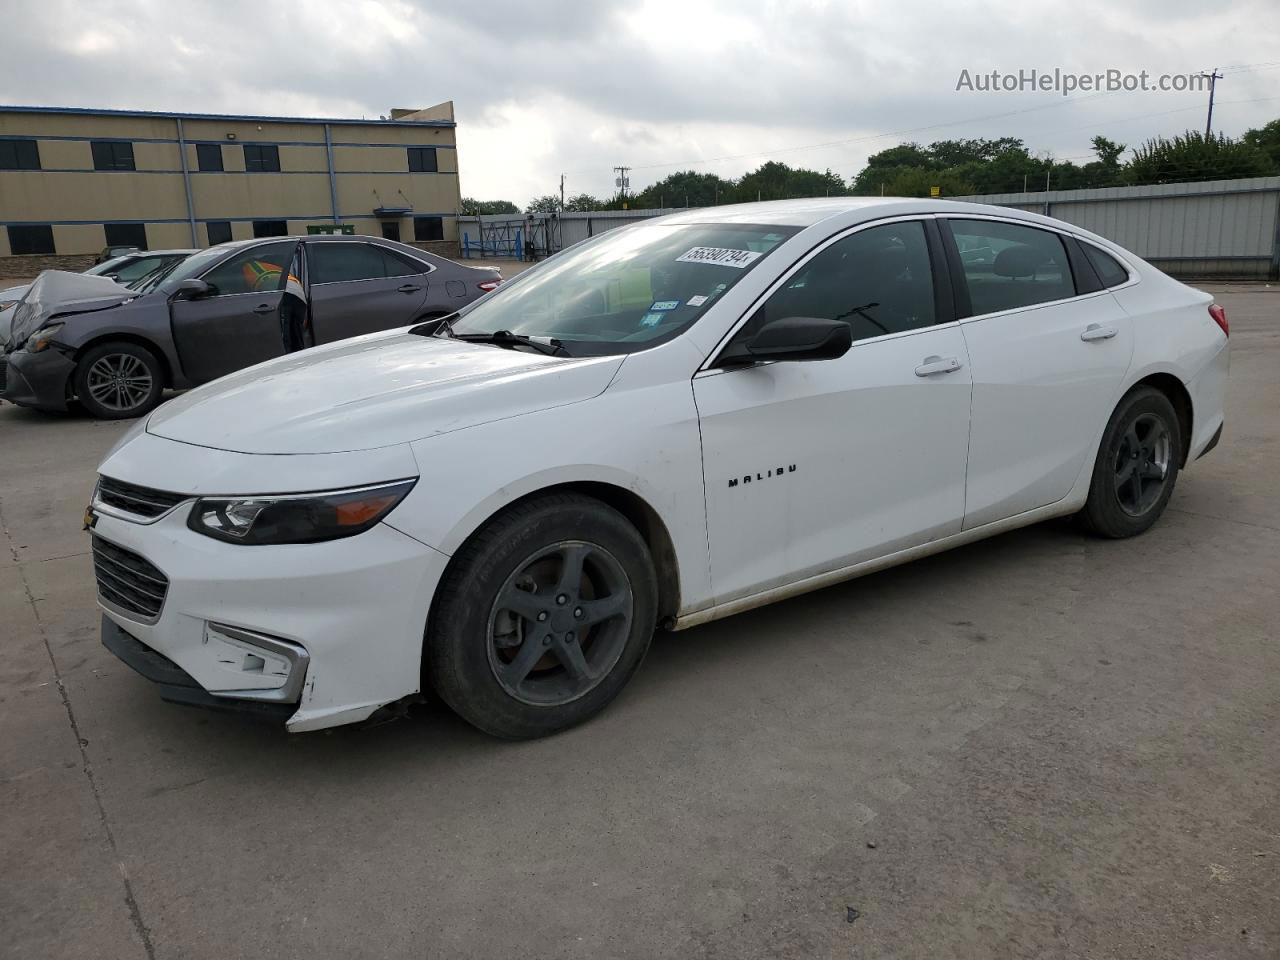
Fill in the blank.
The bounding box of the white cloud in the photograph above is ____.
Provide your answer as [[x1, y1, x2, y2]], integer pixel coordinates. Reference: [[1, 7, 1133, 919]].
[[1, 0, 1277, 206]]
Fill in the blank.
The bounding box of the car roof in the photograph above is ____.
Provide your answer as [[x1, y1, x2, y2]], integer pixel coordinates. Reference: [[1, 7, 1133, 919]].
[[135, 249, 199, 256], [650, 197, 1084, 234], [213, 234, 396, 248]]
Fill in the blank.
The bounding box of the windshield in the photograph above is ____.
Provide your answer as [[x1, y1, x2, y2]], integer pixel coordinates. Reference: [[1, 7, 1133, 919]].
[[83, 256, 130, 277], [446, 222, 798, 355]]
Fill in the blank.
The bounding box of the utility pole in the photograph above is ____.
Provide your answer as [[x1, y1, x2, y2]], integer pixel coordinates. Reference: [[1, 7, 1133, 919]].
[[1200, 67, 1224, 138], [559, 173, 565, 211], [613, 166, 631, 208]]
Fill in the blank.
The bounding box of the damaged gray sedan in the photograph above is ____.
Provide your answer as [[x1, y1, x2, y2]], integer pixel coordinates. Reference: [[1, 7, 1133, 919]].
[[0, 234, 501, 419]]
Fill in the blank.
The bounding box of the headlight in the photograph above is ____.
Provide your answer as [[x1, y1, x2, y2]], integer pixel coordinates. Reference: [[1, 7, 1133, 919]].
[[187, 479, 416, 545], [27, 323, 65, 353]]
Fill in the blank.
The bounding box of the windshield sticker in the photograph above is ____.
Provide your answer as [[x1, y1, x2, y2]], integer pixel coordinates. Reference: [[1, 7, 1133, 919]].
[[640, 312, 664, 327], [650, 300, 680, 311], [687, 295, 708, 307], [675, 246, 763, 269]]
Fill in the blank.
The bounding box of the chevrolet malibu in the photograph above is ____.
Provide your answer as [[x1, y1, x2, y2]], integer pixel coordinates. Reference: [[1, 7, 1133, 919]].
[[90, 198, 1229, 737]]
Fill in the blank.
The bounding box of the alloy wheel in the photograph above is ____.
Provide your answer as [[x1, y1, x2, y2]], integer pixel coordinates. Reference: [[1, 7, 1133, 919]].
[[1113, 412, 1172, 517], [85, 353, 154, 413], [486, 540, 634, 706]]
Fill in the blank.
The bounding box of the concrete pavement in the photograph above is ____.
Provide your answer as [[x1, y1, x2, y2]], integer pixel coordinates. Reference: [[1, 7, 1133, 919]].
[[1, 284, 1277, 959]]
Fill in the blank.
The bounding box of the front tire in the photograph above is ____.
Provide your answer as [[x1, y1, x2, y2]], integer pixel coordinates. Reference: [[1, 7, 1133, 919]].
[[427, 493, 658, 739], [1077, 386, 1181, 538], [73, 341, 164, 420]]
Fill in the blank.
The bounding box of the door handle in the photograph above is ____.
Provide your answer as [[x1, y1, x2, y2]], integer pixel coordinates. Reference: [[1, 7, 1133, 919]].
[[252, 303, 274, 314], [397, 284, 423, 294], [914, 356, 963, 377], [1080, 323, 1118, 342]]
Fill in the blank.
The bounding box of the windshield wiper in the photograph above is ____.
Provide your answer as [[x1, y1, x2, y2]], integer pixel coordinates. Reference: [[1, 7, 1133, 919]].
[[450, 330, 568, 357]]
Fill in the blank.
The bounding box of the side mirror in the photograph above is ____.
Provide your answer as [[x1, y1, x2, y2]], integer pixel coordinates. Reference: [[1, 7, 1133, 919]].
[[719, 316, 852, 366], [175, 278, 214, 300]]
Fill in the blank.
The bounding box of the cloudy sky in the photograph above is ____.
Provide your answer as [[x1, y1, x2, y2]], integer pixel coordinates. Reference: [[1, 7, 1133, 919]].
[[2, 0, 1277, 205]]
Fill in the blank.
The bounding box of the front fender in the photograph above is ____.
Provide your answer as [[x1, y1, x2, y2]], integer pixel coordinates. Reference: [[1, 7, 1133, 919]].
[[388, 377, 713, 615]]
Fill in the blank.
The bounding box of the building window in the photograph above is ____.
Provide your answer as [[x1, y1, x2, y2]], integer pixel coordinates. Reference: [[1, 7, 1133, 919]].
[[414, 216, 444, 242], [206, 221, 233, 245], [243, 144, 281, 172], [196, 143, 224, 172], [91, 141, 136, 171], [408, 146, 438, 173], [104, 223, 148, 251], [0, 139, 41, 170], [252, 220, 289, 238], [380, 221, 401, 242], [7, 224, 55, 255]]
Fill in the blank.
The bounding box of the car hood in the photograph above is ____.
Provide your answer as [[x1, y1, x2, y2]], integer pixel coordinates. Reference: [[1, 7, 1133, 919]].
[[146, 331, 626, 454], [6, 271, 134, 349]]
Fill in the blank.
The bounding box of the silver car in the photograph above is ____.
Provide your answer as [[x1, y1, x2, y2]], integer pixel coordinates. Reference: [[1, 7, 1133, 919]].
[[1, 235, 502, 419]]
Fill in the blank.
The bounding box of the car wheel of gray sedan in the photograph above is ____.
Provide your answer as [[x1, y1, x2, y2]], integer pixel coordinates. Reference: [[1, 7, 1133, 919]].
[[73, 341, 164, 420], [1077, 385, 1182, 538], [426, 492, 658, 739]]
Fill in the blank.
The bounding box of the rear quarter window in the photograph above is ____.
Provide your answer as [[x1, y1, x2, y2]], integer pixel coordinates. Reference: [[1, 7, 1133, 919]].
[[1082, 243, 1130, 288]]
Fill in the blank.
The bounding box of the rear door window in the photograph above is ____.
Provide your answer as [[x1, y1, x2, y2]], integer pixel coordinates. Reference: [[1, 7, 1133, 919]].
[[308, 242, 390, 284], [947, 220, 1075, 315]]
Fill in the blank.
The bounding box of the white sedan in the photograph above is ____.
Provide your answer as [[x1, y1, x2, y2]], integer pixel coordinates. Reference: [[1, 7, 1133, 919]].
[[89, 198, 1229, 737]]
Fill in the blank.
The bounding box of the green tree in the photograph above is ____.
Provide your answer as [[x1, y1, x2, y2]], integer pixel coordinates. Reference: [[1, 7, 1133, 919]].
[[733, 161, 847, 202], [563, 193, 601, 212], [1242, 119, 1280, 171], [461, 198, 519, 215], [526, 195, 561, 214], [632, 170, 736, 208], [879, 166, 976, 198], [1123, 131, 1272, 185], [1091, 136, 1127, 168]]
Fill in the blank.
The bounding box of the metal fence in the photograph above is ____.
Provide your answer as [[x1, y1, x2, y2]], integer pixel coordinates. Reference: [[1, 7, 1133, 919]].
[[954, 176, 1280, 279], [461, 179, 1280, 279], [460, 209, 681, 261]]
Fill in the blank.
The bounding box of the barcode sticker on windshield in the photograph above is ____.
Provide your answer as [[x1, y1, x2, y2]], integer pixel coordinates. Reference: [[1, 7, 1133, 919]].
[[675, 246, 763, 269]]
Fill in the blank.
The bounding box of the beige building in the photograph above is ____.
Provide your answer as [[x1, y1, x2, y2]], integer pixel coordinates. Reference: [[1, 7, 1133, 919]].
[[0, 101, 462, 265]]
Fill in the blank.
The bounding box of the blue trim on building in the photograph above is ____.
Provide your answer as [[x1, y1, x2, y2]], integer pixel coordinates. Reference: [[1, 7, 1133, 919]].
[[0, 133, 456, 149], [3, 167, 455, 176], [0, 103, 455, 128]]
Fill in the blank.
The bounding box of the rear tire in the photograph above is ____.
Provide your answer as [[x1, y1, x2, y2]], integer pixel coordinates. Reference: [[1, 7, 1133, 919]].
[[74, 341, 164, 420], [1077, 386, 1181, 538], [426, 493, 658, 739]]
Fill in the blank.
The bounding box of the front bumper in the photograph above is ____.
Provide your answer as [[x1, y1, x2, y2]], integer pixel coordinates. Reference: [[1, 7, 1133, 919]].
[[102, 615, 297, 721], [93, 504, 450, 732], [0, 348, 74, 411]]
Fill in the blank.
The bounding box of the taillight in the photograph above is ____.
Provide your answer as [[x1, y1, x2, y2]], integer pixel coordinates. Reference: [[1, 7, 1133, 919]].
[[1208, 303, 1228, 337], [477, 278, 502, 292]]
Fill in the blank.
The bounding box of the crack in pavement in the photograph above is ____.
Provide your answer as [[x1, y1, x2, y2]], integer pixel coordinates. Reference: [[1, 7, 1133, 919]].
[[1168, 505, 1280, 534], [0, 499, 157, 960]]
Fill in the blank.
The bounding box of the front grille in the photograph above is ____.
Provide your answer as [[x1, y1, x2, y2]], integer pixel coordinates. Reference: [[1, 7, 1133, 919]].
[[92, 535, 169, 621], [0, 357, 8, 396], [97, 475, 189, 519]]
